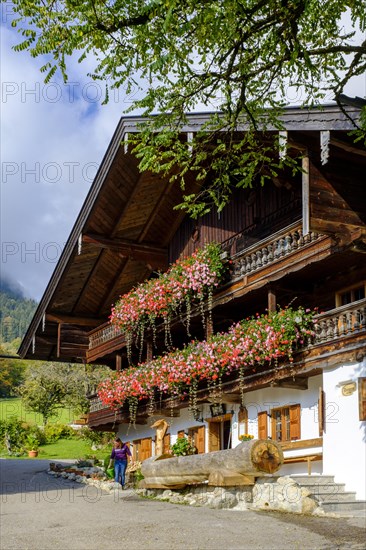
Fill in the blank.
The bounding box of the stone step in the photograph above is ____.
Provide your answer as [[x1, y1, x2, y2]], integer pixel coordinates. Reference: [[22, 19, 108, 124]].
[[320, 500, 366, 512], [305, 483, 346, 494], [301, 483, 346, 496], [312, 491, 357, 503], [289, 475, 335, 485]]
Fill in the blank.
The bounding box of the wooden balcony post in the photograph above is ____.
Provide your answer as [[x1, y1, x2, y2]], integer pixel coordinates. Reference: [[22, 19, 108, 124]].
[[146, 340, 153, 362], [116, 354, 122, 372], [302, 153, 310, 236], [205, 315, 213, 339], [268, 287, 277, 312], [57, 323, 62, 358]]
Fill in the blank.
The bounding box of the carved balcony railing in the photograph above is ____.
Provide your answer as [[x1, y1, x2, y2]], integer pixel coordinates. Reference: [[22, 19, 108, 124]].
[[89, 322, 124, 350], [225, 221, 324, 280], [89, 222, 327, 354], [312, 298, 366, 344], [89, 394, 110, 413]]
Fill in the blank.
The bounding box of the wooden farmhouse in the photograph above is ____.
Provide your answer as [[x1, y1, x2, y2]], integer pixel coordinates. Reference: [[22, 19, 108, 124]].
[[19, 105, 366, 499]]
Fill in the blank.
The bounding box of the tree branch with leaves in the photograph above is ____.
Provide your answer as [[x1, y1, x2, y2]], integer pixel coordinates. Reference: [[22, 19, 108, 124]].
[[7, 0, 366, 214]]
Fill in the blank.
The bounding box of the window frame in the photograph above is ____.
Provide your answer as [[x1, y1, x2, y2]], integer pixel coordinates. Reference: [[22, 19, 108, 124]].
[[335, 281, 366, 307]]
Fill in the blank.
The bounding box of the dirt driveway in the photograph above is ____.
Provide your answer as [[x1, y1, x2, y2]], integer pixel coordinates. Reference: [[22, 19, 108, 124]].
[[1, 459, 365, 550]]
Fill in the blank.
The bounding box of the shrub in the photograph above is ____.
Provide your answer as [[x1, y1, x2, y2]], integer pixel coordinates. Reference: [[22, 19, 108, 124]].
[[78, 427, 114, 447], [0, 418, 29, 454], [43, 423, 76, 443], [170, 436, 197, 457]]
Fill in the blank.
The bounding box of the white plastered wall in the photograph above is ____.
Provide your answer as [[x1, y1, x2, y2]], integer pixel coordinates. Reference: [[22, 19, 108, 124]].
[[322, 359, 366, 500], [116, 404, 213, 455]]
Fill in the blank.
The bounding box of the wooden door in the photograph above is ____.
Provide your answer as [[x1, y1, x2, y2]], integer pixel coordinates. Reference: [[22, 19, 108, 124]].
[[208, 422, 220, 452]]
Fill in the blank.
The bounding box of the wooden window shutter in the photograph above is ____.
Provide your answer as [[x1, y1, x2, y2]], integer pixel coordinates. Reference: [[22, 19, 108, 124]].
[[258, 411, 268, 439], [359, 378, 366, 421], [289, 404, 301, 440], [140, 437, 152, 461], [196, 426, 205, 454], [163, 433, 170, 454], [238, 406, 248, 432], [318, 388, 325, 436], [132, 439, 140, 461]]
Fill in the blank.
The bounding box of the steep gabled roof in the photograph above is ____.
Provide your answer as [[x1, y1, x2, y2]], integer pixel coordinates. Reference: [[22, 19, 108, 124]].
[[18, 105, 363, 362]]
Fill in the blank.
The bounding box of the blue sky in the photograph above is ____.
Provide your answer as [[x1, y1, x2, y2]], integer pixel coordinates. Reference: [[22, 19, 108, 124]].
[[1, 14, 138, 300], [1, 5, 365, 302]]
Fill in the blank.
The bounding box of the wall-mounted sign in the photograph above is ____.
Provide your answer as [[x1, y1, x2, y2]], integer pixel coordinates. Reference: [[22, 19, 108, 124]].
[[342, 382, 357, 396], [210, 403, 226, 417]]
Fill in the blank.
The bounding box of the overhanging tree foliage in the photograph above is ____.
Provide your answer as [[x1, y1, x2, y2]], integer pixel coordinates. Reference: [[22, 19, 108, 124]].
[[8, 0, 366, 215]]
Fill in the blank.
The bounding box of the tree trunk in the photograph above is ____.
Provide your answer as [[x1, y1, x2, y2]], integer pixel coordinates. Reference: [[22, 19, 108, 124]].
[[140, 440, 283, 488]]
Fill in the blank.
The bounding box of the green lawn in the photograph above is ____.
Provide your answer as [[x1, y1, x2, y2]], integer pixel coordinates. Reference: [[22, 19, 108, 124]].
[[0, 438, 110, 461], [0, 398, 110, 461], [37, 439, 108, 461], [0, 397, 75, 424]]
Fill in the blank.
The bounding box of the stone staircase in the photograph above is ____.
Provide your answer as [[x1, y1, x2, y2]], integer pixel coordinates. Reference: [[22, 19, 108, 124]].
[[290, 475, 366, 513]]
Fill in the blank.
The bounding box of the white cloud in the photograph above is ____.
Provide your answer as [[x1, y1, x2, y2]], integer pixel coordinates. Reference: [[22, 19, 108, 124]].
[[0, 25, 130, 300]]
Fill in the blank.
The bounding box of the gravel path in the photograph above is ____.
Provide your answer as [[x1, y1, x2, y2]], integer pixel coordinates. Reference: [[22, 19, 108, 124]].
[[1, 459, 365, 550]]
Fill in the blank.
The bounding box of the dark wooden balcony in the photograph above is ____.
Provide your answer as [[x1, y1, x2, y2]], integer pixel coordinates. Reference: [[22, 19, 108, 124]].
[[87, 221, 335, 362]]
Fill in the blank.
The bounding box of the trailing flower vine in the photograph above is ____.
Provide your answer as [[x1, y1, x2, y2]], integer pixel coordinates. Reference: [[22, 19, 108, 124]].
[[110, 242, 226, 361], [98, 307, 316, 421]]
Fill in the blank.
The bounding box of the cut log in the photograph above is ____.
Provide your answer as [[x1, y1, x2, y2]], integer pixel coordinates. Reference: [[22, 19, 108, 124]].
[[140, 440, 283, 488]]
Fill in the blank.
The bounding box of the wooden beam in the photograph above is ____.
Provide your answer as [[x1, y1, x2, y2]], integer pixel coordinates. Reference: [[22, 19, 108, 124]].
[[82, 233, 168, 269], [272, 377, 308, 390], [46, 313, 102, 327], [57, 323, 62, 358], [330, 137, 366, 158]]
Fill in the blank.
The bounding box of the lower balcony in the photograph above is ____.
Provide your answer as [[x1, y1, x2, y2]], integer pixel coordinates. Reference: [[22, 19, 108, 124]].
[[87, 299, 366, 429]]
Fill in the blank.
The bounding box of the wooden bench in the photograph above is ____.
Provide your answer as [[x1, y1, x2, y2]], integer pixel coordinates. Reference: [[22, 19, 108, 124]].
[[283, 453, 323, 475]]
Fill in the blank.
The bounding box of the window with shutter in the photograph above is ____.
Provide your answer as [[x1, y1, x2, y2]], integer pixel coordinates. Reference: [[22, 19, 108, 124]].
[[270, 404, 301, 442], [140, 437, 152, 461], [208, 422, 220, 452], [188, 426, 205, 454], [258, 411, 268, 439]]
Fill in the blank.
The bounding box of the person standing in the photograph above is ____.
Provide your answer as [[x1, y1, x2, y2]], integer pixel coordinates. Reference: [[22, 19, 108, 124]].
[[108, 437, 132, 488]]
